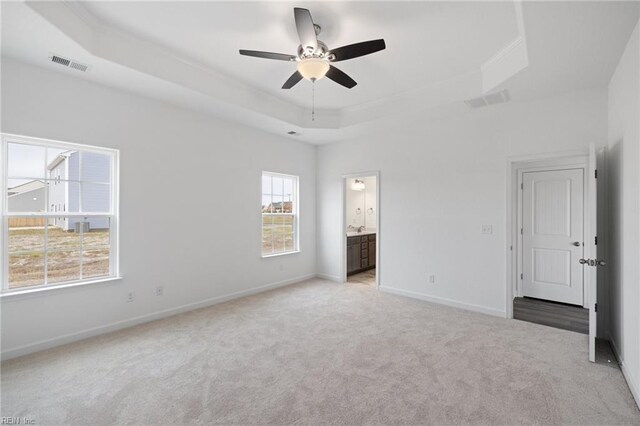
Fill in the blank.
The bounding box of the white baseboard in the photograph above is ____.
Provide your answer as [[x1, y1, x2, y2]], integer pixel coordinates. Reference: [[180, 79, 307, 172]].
[[1, 274, 316, 361], [379, 285, 506, 318], [608, 334, 640, 409], [315, 273, 343, 283]]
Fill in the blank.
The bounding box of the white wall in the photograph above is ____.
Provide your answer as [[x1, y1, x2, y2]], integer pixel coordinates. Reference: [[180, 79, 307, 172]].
[[0, 58, 317, 358], [317, 88, 608, 314], [607, 19, 640, 406], [345, 176, 376, 230]]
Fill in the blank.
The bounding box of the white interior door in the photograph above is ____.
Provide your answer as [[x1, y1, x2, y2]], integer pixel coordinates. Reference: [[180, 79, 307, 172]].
[[586, 144, 598, 362], [522, 169, 584, 306]]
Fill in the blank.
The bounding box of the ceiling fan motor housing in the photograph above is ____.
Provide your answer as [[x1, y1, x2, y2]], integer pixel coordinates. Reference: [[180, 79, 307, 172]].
[[297, 41, 334, 61]]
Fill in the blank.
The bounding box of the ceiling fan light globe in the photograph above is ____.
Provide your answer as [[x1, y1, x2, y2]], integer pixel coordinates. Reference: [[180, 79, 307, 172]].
[[297, 58, 330, 81]]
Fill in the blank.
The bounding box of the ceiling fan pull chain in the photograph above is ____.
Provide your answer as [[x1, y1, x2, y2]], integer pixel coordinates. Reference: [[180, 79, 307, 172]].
[[312, 81, 315, 121]]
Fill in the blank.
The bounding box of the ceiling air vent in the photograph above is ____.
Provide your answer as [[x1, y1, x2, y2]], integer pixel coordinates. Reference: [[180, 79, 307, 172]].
[[49, 54, 89, 72], [464, 89, 510, 109]]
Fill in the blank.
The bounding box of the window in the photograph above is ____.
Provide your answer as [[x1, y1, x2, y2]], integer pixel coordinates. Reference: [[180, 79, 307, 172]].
[[1, 134, 119, 293], [261, 172, 298, 256]]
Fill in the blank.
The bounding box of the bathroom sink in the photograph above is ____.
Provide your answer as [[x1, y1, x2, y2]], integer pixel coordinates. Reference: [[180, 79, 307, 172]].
[[346, 230, 375, 237]]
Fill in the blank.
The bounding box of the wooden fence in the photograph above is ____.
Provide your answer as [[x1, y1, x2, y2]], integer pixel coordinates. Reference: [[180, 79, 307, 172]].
[[8, 217, 46, 227]]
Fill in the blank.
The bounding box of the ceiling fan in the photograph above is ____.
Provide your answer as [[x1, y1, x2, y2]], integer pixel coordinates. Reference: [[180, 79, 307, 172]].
[[239, 8, 386, 89]]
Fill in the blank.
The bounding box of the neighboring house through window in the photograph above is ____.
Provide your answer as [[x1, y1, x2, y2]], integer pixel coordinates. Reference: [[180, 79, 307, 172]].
[[2, 134, 119, 292], [261, 172, 298, 256]]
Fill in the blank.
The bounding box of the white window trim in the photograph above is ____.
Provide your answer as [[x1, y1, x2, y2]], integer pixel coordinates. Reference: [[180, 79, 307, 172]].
[[261, 171, 300, 258], [1, 133, 121, 295], [0, 276, 123, 299]]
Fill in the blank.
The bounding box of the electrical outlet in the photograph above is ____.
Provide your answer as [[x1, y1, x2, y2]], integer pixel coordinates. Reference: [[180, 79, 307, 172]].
[[482, 225, 493, 235], [428, 275, 436, 284], [127, 291, 134, 302], [156, 286, 164, 296]]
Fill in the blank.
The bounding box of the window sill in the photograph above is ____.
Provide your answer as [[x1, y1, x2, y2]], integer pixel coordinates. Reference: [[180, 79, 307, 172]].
[[261, 250, 301, 259], [0, 276, 123, 300]]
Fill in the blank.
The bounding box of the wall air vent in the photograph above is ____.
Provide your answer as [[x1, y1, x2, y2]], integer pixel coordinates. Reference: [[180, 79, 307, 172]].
[[464, 89, 510, 109], [49, 54, 89, 72], [51, 55, 71, 66], [69, 62, 89, 72]]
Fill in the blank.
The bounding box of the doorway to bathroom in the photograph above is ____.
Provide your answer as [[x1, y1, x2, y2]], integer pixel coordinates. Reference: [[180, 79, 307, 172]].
[[342, 172, 379, 287]]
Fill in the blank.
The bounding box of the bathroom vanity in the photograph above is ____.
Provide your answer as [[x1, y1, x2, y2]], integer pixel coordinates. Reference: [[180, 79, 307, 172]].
[[346, 232, 376, 276]]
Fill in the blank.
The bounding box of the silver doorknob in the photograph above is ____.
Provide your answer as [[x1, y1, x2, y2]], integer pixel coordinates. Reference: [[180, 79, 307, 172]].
[[579, 259, 588, 264], [572, 242, 581, 246], [597, 260, 607, 267]]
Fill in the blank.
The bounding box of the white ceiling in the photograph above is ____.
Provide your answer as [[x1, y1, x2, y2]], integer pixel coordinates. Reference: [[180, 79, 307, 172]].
[[78, 1, 520, 110], [1, 1, 639, 144]]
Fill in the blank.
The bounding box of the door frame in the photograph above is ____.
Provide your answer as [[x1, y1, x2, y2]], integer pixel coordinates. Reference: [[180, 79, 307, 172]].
[[341, 171, 380, 288], [506, 150, 591, 318]]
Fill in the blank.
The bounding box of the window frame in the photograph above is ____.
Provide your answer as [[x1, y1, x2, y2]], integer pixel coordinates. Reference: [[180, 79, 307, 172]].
[[261, 171, 299, 258], [1, 133, 120, 295]]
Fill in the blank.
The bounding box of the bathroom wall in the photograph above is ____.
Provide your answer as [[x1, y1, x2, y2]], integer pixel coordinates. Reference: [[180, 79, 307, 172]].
[[346, 177, 377, 230], [363, 177, 377, 230]]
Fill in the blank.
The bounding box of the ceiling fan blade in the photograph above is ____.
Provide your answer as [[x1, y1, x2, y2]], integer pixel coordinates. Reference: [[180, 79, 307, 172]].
[[294, 8, 318, 51], [282, 71, 303, 89], [326, 65, 357, 89], [239, 50, 296, 61], [329, 39, 386, 62]]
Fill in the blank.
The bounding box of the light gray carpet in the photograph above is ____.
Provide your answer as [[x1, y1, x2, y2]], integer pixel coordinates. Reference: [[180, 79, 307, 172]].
[[2, 278, 638, 425]]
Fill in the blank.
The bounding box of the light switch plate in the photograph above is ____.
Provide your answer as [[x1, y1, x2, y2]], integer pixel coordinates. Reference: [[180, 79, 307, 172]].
[[482, 225, 493, 234]]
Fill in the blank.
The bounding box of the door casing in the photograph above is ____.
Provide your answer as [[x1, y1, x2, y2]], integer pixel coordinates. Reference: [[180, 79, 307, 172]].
[[506, 152, 590, 318]]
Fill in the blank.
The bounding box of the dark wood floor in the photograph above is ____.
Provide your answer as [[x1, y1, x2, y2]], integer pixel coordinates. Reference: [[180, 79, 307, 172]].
[[513, 297, 589, 334]]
